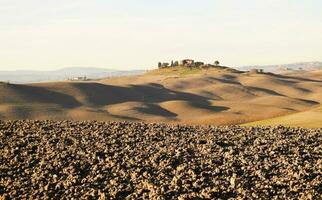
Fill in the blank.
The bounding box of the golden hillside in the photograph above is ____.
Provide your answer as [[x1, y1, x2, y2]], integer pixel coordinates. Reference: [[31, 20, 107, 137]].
[[0, 67, 321, 126]]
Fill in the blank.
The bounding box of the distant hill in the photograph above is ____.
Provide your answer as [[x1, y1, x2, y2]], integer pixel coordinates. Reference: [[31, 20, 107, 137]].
[[239, 61, 322, 73], [0, 67, 145, 83]]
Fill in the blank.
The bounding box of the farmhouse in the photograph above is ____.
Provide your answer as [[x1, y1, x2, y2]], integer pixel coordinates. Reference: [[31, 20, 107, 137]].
[[181, 59, 195, 67], [250, 69, 264, 73], [69, 76, 88, 81]]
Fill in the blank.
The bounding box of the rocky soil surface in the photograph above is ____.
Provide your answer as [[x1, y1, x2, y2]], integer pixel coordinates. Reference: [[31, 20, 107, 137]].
[[0, 121, 321, 199]]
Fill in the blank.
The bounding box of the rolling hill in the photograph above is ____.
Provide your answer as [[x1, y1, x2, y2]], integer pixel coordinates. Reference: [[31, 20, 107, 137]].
[[242, 69, 322, 127], [243, 106, 322, 128], [0, 66, 321, 127]]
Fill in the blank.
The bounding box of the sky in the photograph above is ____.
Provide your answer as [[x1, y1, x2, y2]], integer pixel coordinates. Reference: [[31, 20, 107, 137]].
[[0, 0, 322, 70]]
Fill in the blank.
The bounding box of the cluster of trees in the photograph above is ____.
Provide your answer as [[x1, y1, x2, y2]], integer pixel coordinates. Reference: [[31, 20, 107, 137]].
[[158, 60, 221, 69]]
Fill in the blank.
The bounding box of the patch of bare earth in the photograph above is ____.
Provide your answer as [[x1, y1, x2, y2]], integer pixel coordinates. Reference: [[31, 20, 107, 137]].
[[1, 121, 321, 199]]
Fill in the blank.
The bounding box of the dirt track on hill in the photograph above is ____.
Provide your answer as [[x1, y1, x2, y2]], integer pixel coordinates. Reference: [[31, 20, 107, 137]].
[[1, 121, 321, 199]]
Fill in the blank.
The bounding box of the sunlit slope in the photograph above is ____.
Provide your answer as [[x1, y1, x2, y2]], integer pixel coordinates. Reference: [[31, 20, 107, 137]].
[[243, 106, 322, 128]]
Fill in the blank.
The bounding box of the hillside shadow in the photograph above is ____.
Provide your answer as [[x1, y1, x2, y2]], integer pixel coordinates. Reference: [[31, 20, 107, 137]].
[[70, 82, 229, 115], [135, 103, 178, 118], [293, 98, 320, 105], [246, 86, 285, 96], [207, 77, 241, 85], [10, 84, 81, 108], [268, 73, 322, 83]]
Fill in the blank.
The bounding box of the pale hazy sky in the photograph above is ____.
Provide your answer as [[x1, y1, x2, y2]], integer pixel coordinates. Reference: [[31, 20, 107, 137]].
[[0, 0, 321, 70]]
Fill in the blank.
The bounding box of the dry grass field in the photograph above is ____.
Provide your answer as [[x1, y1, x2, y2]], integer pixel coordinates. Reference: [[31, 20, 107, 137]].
[[0, 67, 321, 127], [243, 106, 322, 128], [243, 70, 322, 127]]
